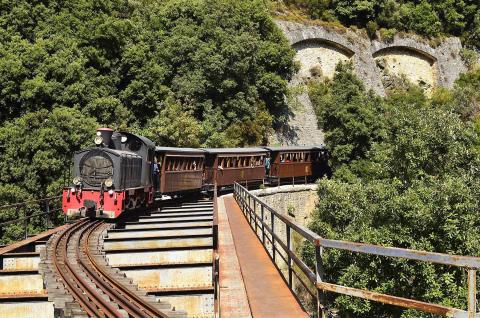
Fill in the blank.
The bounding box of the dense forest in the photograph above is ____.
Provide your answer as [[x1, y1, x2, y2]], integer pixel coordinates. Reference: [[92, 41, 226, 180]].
[[277, 0, 480, 49]]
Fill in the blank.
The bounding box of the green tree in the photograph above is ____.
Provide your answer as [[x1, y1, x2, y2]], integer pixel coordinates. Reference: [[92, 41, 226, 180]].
[[306, 65, 480, 317], [0, 108, 98, 242]]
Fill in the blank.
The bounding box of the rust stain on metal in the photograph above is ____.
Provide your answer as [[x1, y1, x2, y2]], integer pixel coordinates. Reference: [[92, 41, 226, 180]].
[[0, 275, 45, 295], [107, 249, 213, 267], [108, 228, 212, 239], [139, 216, 211, 223], [124, 267, 213, 290], [126, 221, 212, 230], [2, 256, 40, 271], [0, 224, 70, 256], [104, 237, 212, 250], [316, 282, 469, 317], [158, 294, 214, 318], [0, 301, 54, 318]]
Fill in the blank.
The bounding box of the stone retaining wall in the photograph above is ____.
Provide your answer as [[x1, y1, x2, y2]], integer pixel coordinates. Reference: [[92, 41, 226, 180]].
[[271, 20, 466, 146]]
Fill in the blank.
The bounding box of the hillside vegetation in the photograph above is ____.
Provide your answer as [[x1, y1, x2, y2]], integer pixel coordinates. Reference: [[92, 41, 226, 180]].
[[303, 64, 480, 317], [0, 0, 296, 242], [275, 0, 480, 49]]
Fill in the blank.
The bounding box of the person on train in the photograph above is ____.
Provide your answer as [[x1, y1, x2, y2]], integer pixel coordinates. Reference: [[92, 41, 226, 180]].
[[265, 155, 271, 175], [153, 159, 159, 190]]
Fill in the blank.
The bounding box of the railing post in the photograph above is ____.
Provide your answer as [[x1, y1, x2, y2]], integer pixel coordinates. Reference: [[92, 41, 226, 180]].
[[271, 210, 275, 263], [248, 195, 252, 225], [468, 269, 476, 318], [261, 205, 265, 245], [315, 243, 326, 318], [287, 224, 292, 288], [254, 200, 258, 236]]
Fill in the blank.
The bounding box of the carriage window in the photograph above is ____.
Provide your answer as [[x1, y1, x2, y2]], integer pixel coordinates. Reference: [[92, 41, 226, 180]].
[[305, 153, 310, 162]]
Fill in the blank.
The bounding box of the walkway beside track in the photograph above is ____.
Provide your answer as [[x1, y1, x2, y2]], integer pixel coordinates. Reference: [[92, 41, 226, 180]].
[[219, 194, 309, 318]]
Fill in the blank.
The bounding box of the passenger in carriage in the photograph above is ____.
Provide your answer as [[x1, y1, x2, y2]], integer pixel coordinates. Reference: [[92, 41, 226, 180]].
[[153, 158, 159, 190], [265, 155, 271, 175]]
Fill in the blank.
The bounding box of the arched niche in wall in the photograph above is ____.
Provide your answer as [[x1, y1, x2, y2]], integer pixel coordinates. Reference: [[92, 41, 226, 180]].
[[373, 46, 438, 93], [293, 39, 355, 80]]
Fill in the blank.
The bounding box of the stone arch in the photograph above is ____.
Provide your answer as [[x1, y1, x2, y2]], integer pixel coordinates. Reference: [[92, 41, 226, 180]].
[[292, 39, 355, 80], [373, 46, 438, 93]]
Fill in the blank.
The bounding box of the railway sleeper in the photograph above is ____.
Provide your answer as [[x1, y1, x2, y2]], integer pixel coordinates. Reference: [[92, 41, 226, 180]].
[[104, 201, 215, 318], [0, 236, 55, 318], [93, 223, 188, 318]]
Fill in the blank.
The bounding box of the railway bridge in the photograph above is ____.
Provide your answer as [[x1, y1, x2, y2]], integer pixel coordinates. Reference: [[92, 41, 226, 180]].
[[1, 183, 480, 318]]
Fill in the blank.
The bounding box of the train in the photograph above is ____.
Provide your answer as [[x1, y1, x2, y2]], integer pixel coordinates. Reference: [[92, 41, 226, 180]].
[[62, 128, 330, 219]]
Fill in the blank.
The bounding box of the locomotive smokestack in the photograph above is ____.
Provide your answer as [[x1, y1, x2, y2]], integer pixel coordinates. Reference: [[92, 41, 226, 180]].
[[96, 128, 114, 147]]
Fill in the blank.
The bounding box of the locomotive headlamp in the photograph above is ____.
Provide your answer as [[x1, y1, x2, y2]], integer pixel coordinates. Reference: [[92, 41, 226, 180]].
[[94, 136, 103, 145], [121, 136, 128, 143], [104, 177, 114, 188], [73, 176, 82, 186]]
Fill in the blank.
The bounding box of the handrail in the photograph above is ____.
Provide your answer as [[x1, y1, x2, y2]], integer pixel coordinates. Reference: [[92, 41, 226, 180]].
[[0, 195, 63, 241], [233, 182, 480, 318], [212, 182, 220, 317], [0, 195, 62, 210]]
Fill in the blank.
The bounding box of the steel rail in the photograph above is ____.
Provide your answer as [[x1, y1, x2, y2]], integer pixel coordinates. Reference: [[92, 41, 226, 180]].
[[82, 221, 170, 318], [51, 219, 123, 318]]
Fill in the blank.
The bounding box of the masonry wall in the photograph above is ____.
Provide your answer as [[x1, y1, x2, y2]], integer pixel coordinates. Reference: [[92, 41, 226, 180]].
[[271, 20, 466, 146], [250, 184, 318, 228]]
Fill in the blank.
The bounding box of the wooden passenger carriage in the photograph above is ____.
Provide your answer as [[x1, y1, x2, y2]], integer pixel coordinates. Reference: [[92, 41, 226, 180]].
[[155, 147, 205, 194], [203, 148, 268, 189], [262, 146, 329, 184]]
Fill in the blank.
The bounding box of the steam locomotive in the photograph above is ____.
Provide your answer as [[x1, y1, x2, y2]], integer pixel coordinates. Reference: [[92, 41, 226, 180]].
[[62, 128, 329, 219]]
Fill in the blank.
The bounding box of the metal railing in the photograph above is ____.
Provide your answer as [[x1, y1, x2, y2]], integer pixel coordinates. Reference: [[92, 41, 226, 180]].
[[0, 195, 63, 241], [234, 182, 480, 318], [212, 183, 220, 317]]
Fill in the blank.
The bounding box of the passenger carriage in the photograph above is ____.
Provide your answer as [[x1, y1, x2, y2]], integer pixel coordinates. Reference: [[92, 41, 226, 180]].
[[262, 146, 330, 185], [154, 147, 205, 195], [203, 148, 268, 189]]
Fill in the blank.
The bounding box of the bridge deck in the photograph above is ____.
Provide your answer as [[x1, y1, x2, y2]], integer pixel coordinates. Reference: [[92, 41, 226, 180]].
[[219, 194, 309, 318]]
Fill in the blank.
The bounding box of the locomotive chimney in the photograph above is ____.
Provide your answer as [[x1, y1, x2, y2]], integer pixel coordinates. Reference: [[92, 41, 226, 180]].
[[96, 128, 114, 147]]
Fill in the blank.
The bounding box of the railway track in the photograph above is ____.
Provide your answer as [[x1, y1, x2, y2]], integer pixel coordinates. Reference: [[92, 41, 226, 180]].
[[0, 227, 66, 317], [104, 198, 216, 318], [44, 218, 186, 318], [0, 197, 216, 317]]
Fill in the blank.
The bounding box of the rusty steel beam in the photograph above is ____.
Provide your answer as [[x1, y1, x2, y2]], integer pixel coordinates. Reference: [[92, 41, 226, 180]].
[[317, 282, 478, 318], [319, 239, 480, 269], [0, 224, 69, 256]]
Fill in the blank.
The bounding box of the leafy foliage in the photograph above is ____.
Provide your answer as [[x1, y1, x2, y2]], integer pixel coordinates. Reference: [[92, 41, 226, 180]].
[[0, 0, 296, 241], [0, 0, 296, 145], [306, 64, 480, 317], [279, 0, 480, 48], [0, 108, 98, 242]]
